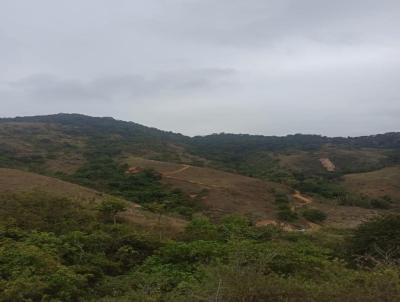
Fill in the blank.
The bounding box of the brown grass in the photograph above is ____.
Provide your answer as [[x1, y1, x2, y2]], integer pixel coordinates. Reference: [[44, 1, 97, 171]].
[[0, 168, 186, 235], [126, 156, 284, 221], [343, 166, 400, 201], [125, 157, 378, 229]]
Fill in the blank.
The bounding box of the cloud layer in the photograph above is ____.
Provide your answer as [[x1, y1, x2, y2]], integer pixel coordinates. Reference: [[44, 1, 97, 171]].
[[1, 0, 399, 136]]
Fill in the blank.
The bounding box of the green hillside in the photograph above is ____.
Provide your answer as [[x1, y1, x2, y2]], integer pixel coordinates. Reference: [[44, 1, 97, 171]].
[[2, 114, 400, 301]]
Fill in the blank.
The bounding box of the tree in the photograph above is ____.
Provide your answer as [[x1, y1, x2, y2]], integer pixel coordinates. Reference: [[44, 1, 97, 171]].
[[146, 203, 166, 240], [97, 198, 127, 225]]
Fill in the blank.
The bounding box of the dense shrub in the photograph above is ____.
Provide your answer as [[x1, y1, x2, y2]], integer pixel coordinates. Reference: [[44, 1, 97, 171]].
[[277, 205, 298, 222], [0, 191, 93, 234], [71, 157, 201, 218], [302, 208, 327, 223], [348, 214, 400, 264]]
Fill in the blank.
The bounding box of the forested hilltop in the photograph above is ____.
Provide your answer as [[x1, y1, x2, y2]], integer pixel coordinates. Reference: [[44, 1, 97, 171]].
[[1, 114, 400, 301]]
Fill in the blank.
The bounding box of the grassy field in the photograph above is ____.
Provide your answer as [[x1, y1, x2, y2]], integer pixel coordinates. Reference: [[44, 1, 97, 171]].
[[343, 166, 400, 201], [0, 168, 187, 235]]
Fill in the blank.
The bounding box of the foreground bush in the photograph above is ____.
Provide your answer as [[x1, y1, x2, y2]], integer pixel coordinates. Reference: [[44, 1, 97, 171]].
[[348, 214, 400, 264]]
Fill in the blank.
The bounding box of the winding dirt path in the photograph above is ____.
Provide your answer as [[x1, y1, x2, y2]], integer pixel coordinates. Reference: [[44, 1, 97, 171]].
[[162, 165, 221, 188], [163, 165, 191, 176], [292, 190, 313, 205]]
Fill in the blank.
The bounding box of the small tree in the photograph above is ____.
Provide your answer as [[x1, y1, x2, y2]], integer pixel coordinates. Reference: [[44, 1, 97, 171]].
[[146, 202, 166, 240], [184, 216, 219, 241], [97, 198, 127, 225]]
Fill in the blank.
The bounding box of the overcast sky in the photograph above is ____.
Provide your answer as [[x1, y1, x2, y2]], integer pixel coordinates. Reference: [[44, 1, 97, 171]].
[[0, 0, 399, 136]]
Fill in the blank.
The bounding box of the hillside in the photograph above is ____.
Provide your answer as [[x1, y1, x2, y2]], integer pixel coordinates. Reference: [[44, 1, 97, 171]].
[[1, 114, 400, 301], [0, 114, 202, 174], [343, 166, 400, 201], [0, 168, 186, 233], [2, 114, 399, 176], [125, 157, 379, 229], [1, 113, 399, 227]]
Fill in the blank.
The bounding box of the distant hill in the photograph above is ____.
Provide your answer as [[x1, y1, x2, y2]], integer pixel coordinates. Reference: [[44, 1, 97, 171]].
[[1, 113, 399, 173], [1, 113, 399, 219]]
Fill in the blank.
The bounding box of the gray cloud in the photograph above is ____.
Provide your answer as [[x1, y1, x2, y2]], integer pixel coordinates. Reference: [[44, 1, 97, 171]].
[[0, 0, 399, 136]]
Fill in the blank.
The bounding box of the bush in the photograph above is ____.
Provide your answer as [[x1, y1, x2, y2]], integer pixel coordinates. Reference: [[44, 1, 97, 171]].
[[302, 208, 327, 223], [183, 216, 219, 241], [277, 207, 298, 222], [348, 214, 400, 264]]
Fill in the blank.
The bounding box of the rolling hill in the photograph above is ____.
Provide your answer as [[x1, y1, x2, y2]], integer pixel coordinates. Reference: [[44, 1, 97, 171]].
[[1, 113, 399, 229], [2, 113, 400, 301]]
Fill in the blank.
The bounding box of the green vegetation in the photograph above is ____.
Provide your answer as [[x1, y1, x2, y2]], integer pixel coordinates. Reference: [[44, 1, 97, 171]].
[[276, 205, 298, 222], [302, 208, 327, 223], [338, 193, 393, 209], [2, 114, 400, 300], [97, 198, 128, 225], [2, 114, 400, 214], [1, 192, 400, 301], [69, 156, 202, 218], [348, 214, 400, 265]]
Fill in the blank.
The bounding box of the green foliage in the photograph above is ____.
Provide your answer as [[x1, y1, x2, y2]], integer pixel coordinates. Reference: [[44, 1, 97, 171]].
[[72, 157, 201, 218], [277, 205, 298, 222], [0, 191, 93, 234], [302, 208, 327, 223], [294, 176, 346, 199], [182, 216, 219, 241], [338, 193, 393, 209], [218, 215, 253, 240], [2, 191, 400, 301], [0, 240, 86, 302], [97, 198, 128, 224], [348, 214, 400, 264]]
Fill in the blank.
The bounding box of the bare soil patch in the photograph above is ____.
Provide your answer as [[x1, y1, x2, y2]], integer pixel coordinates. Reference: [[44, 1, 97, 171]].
[[320, 158, 336, 172]]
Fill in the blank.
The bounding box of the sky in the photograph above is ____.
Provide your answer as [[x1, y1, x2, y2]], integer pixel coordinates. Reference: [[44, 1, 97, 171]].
[[0, 0, 399, 137]]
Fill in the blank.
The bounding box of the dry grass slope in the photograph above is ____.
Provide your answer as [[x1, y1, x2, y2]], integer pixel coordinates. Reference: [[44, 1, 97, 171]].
[[126, 156, 284, 221], [0, 168, 186, 235], [126, 157, 380, 228], [343, 166, 400, 201]]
